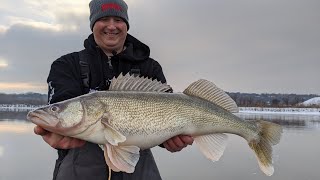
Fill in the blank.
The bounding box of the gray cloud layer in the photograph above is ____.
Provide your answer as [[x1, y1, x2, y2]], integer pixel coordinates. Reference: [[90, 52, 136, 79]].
[[0, 0, 319, 94]]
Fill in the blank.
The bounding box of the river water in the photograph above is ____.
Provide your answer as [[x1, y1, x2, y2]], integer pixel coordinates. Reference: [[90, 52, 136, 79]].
[[0, 111, 319, 180]]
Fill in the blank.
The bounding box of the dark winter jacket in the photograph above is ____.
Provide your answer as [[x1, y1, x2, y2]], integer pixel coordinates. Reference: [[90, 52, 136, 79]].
[[47, 33, 165, 180]]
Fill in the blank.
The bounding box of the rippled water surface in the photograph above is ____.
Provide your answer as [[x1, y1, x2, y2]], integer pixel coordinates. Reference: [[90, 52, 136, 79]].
[[0, 111, 319, 180]]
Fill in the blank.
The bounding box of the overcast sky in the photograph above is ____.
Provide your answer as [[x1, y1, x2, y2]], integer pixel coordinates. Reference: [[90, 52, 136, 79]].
[[0, 0, 319, 95]]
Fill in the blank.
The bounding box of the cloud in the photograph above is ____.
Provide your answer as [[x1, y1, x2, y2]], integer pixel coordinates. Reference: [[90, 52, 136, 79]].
[[0, 0, 91, 32], [126, 0, 320, 94], [5, 16, 63, 31], [0, 0, 319, 94], [0, 23, 89, 80], [0, 25, 7, 34], [0, 57, 8, 68], [0, 1, 92, 94]]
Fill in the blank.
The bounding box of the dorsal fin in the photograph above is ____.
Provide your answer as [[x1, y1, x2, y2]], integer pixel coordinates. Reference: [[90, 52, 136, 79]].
[[183, 79, 239, 113], [109, 73, 172, 92]]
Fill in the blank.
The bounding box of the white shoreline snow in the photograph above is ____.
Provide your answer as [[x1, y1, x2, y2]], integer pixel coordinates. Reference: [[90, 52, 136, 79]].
[[239, 107, 320, 115]]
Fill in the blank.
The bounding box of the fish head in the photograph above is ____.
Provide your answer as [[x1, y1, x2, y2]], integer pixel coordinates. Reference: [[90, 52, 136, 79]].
[[27, 94, 105, 136]]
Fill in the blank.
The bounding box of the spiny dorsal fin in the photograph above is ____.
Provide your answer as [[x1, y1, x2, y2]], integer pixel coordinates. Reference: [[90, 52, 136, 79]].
[[109, 73, 172, 92], [183, 79, 239, 113]]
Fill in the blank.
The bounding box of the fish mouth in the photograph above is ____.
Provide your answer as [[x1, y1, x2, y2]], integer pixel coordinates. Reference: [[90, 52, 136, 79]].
[[27, 109, 60, 127]]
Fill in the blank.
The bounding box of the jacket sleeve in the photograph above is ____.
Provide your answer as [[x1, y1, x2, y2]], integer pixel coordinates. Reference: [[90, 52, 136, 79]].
[[47, 53, 83, 104]]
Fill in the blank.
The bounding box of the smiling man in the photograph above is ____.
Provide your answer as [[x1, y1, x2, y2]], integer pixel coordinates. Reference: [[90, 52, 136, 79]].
[[93, 16, 127, 56], [34, 0, 193, 180]]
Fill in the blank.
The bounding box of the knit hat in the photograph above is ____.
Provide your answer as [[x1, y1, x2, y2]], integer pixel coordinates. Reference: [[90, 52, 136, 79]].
[[89, 0, 129, 30]]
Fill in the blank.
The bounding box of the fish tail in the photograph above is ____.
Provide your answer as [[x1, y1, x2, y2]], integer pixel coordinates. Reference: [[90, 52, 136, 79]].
[[248, 120, 282, 176]]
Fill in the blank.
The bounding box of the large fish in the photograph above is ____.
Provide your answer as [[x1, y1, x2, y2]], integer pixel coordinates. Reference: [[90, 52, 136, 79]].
[[27, 74, 282, 176]]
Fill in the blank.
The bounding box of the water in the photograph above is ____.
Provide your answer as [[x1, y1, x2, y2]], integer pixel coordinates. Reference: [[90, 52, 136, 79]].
[[0, 111, 319, 180]]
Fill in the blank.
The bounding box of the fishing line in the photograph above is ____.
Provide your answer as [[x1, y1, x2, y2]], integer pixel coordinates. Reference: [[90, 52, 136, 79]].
[[108, 166, 111, 180]]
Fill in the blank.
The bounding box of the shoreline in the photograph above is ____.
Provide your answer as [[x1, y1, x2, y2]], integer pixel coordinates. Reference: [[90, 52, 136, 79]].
[[239, 107, 320, 115]]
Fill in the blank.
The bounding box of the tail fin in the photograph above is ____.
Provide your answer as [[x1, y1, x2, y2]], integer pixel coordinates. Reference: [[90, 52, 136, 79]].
[[249, 120, 282, 176]]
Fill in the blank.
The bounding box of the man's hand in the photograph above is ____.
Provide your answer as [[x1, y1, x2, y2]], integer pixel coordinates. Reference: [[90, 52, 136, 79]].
[[163, 135, 194, 152], [34, 126, 86, 149]]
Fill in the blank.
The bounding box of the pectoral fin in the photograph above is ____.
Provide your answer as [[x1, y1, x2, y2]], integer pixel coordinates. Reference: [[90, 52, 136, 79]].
[[103, 143, 140, 173], [194, 133, 228, 161], [101, 113, 126, 145]]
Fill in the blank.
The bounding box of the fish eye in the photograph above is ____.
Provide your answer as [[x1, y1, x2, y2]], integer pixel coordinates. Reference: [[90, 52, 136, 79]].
[[50, 106, 59, 112]]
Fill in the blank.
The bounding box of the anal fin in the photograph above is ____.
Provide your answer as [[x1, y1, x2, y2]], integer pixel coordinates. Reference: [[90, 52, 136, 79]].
[[194, 133, 228, 161]]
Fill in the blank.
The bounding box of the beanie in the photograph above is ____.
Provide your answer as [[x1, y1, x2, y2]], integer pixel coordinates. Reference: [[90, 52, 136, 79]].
[[89, 0, 129, 30]]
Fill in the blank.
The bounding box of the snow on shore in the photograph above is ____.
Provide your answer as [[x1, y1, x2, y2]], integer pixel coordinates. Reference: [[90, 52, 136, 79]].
[[0, 104, 42, 112], [302, 97, 320, 106], [239, 107, 320, 115]]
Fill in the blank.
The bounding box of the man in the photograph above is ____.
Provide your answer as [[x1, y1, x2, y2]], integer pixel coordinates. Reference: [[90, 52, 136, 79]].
[[34, 0, 193, 179]]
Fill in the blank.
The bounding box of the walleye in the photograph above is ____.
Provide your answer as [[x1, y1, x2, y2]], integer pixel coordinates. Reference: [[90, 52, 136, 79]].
[[27, 73, 282, 176]]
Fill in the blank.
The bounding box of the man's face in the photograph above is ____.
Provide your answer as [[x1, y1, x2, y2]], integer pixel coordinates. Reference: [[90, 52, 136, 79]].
[[93, 16, 127, 53]]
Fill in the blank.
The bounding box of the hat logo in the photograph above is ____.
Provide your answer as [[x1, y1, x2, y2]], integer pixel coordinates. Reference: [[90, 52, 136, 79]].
[[101, 3, 123, 11]]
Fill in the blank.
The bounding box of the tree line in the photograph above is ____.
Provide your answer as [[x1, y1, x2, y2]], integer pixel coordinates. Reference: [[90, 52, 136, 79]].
[[228, 92, 319, 107]]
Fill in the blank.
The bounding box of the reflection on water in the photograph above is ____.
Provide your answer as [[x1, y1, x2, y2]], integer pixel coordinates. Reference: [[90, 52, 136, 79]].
[[0, 121, 33, 133], [0, 111, 29, 121], [0, 112, 320, 180], [0, 121, 56, 180], [238, 113, 320, 130]]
